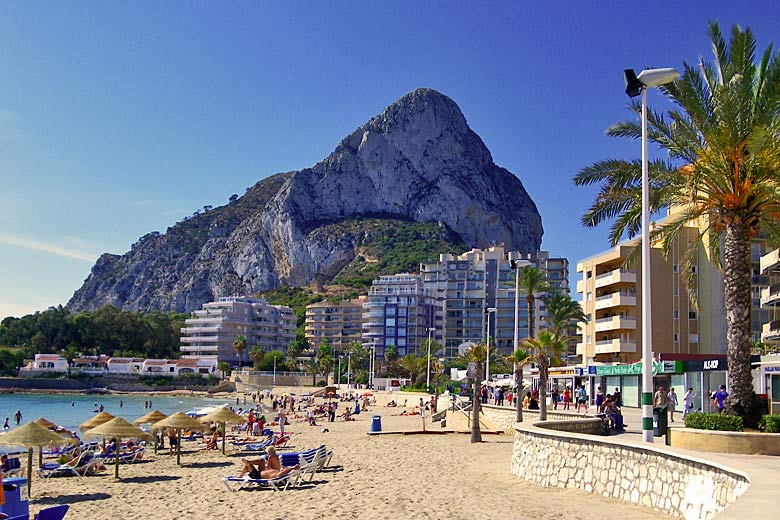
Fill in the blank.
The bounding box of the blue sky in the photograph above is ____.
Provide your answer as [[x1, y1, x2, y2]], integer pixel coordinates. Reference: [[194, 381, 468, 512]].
[[1, 2, 777, 319]]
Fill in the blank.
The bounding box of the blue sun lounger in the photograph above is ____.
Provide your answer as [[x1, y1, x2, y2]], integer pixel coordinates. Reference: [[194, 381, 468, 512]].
[[222, 471, 300, 492]]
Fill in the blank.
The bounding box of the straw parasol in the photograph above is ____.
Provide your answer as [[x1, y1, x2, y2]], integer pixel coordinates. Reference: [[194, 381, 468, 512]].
[[79, 411, 116, 433], [33, 417, 58, 430], [200, 408, 246, 454], [151, 412, 209, 465], [133, 410, 168, 453], [0, 422, 78, 495], [84, 417, 152, 479]]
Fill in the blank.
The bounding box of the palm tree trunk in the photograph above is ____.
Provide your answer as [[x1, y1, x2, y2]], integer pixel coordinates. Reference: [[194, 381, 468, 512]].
[[515, 365, 524, 423], [471, 372, 482, 443], [527, 295, 535, 339], [539, 359, 548, 421], [723, 222, 753, 416]]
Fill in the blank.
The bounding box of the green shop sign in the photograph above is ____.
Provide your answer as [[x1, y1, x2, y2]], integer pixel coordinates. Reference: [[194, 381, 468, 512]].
[[595, 360, 682, 376]]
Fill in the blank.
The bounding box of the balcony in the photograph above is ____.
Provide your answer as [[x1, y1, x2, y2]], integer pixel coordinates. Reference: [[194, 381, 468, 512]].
[[760, 249, 780, 274], [594, 316, 636, 332], [594, 292, 637, 310], [595, 268, 636, 289], [180, 345, 217, 353], [761, 283, 780, 307], [180, 335, 220, 343], [180, 325, 221, 334], [761, 320, 780, 343], [594, 338, 637, 354]]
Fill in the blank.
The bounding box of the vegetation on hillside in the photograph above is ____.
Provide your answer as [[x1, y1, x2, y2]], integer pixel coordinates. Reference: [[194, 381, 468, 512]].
[[0, 305, 188, 373]]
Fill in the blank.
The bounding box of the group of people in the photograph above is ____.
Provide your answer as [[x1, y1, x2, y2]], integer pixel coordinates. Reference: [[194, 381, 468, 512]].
[[237, 446, 299, 480]]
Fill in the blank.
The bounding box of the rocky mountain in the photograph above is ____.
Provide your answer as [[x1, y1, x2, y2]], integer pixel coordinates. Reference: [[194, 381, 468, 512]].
[[68, 88, 543, 313]]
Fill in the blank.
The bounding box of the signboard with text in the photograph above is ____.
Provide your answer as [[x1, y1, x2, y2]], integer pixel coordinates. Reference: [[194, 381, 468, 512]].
[[594, 360, 682, 376]]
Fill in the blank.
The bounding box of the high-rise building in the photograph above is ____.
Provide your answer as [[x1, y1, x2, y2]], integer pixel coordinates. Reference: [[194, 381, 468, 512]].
[[305, 297, 366, 350], [759, 248, 780, 344], [577, 208, 772, 366], [362, 274, 431, 359], [420, 246, 569, 360], [179, 296, 296, 364]]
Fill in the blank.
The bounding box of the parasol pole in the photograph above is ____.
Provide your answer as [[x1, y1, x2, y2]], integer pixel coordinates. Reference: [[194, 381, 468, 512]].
[[27, 448, 33, 496], [114, 437, 120, 479], [221, 421, 226, 455], [177, 429, 182, 465]]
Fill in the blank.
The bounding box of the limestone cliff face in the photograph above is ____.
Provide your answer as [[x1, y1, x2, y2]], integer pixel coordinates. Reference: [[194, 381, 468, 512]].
[[68, 88, 543, 313]]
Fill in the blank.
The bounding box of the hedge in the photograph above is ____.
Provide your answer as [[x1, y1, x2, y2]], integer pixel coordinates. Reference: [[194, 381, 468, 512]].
[[759, 414, 780, 433], [683, 412, 743, 432]]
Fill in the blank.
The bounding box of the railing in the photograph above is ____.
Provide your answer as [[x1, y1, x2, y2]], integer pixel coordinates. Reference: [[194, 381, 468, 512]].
[[449, 394, 474, 428]]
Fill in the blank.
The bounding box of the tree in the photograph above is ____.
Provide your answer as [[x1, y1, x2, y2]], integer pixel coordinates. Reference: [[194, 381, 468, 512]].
[[218, 361, 231, 379], [516, 266, 549, 422], [62, 344, 79, 376], [460, 342, 487, 443], [249, 345, 265, 369], [303, 358, 319, 386], [398, 354, 425, 385], [233, 335, 247, 369], [507, 347, 532, 422], [383, 344, 399, 376], [573, 22, 780, 421], [523, 331, 566, 421]]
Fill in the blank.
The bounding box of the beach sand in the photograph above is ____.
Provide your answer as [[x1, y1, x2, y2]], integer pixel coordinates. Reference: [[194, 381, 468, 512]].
[[28, 388, 663, 520]]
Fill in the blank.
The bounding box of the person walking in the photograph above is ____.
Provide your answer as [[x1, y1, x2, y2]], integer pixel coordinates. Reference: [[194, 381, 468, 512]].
[[714, 385, 728, 413], [667, 388, 679, 422], [551, 387, 560, 410], [563, 386, 571, 410], [595, 386, 604, 411], [576, 385, 588, 414], [14, 410, 21, 425], [653, 386, 667, 407], [682, 387, 695, 419]]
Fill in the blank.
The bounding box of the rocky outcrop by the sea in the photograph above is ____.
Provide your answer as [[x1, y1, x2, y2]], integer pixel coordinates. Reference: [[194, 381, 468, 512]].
[[68, 88, 543, 313]]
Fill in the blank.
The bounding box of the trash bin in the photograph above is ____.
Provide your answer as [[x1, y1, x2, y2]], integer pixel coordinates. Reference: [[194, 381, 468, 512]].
[[1, 477, 30, 519], [653, 405, 668, 437], [370, 415, 382, 432]]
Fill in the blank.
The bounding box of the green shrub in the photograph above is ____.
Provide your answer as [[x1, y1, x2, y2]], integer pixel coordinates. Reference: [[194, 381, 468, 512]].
[[759, 415, 780, 433], [316, 380, 326, 387], [684, 412, 743, 432]]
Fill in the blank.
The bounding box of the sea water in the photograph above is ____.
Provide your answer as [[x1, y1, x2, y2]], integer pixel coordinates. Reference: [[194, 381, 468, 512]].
[[0, 392, 234, 434]]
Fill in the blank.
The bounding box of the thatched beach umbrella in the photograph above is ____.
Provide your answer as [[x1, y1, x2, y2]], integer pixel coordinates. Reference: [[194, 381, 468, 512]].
[[79, 411, 116, 433], [33, 417, 58, 430], [133, 410, 168, 453], [84, 418, 152, 479], [200, 408, 246, 454], [152, 412, 208, 465], [0, 422, 78, 495]]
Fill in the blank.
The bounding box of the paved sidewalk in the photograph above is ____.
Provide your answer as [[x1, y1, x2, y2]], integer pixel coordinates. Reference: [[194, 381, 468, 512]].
[[593, 407, 778, 519]]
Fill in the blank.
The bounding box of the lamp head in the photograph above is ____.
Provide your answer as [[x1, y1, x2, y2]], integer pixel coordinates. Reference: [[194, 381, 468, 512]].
[[636, 67, 680, 88], [624, 69, 642, 98]]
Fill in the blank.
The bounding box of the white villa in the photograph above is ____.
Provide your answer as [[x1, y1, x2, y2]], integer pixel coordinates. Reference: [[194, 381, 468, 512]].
[[19, 354, 218, 378]]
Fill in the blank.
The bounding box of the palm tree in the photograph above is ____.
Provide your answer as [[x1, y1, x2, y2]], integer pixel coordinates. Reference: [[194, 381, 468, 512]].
[[233, 335, 247, 369], [516, 266, 549, 422], [303, 358, 319, 386], [573, 22, 780, 420], [524, 331, 567, 421], [384, 345, 399, 376], [460, 342, 487, 443], [248, 345, 265, 369], [545, 292, 588, 347], [507, 347, 532, 422], [218, 361, 231, 380], [398, 354, 425, 385]]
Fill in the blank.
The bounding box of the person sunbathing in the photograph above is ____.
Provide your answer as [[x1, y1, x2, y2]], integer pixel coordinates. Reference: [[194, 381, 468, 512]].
[[387, 400, 397, 407], [205, 428, 219, 449], [238, 455, 299, 480]]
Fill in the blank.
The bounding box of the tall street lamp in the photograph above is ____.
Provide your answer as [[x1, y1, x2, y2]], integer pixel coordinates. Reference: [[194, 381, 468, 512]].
[[485, 307, 497, 382], [337, 354, 342, 389], [426, 327, 435, 392], [510, 258, 523, 421], [624, 67, 680, 443]]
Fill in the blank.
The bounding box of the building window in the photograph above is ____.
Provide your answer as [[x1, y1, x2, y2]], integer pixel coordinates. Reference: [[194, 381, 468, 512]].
[[673, 310, 679, 319], [673, 333, 679, 342], [673, 287, 679, 296], [689, 311, 697, 320], [586, 292, 592, 302], [673, 264, 679, 273], [691, 265, 697, 274]]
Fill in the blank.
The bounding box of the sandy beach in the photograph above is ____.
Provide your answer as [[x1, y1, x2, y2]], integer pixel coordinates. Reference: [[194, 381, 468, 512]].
[[26, 388, 663, 520]]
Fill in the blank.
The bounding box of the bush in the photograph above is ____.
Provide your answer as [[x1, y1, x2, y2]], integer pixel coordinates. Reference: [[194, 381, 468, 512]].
[[316, 380, 326, 387], [759, 415, 780, 433], [684, 412, 743, 432]]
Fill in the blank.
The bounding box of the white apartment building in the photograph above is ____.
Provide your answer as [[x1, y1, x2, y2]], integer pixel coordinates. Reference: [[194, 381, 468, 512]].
[[420, 247, 569, 359], [179, 296, 296, 365]]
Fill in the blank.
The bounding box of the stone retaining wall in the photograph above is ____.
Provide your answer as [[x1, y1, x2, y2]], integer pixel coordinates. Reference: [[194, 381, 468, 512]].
[[481, 404, 591, 432], [512, 423, 749, 519]]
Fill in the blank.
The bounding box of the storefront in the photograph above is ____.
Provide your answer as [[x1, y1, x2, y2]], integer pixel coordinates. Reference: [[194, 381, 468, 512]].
[[679, 357, 728, 413], [530, 366, 585, 396], [587, 360, 682, 408], [754, 356, 780, 415]]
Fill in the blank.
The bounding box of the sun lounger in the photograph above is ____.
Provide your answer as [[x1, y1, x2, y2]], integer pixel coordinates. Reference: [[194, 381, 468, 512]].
[[35, 504, 69, 520], [222, 471, 300, 492], [3, 456, 24, 477], [37, 451, 100, 479], [98, 447, 144, 464]]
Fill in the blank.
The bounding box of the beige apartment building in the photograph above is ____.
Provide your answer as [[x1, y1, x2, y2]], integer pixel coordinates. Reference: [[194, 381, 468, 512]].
[[760, 249, 780, 344], [577, 225, 721, 365], [304, 297, 366, 350]]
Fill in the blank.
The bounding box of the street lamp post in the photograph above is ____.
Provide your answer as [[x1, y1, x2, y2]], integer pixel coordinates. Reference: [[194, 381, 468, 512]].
[[337, 355, 342, 389], [370, 340, 377, 389], [485, 307, 497, 382], [273, 355, 276, 386], [625, 67, 680, 443], [510, 259, 523, 421], [426, 327, 435, 392], [347, 352, 352, 389]]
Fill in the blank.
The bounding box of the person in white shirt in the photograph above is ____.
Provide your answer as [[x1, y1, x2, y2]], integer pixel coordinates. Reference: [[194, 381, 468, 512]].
[[682, 387, 695, 419], [666, 388, 679, 422]]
